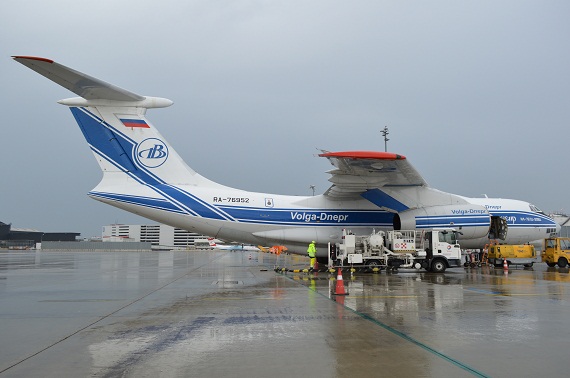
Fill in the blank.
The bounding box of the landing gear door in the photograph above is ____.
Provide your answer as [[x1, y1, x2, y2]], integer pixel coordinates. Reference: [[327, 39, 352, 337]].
[[489, 216, 508, 240]]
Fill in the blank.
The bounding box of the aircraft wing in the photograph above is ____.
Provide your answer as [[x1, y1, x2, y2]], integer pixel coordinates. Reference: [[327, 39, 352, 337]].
[[12, 56, 145, 101], [318, 151, 428, 199]]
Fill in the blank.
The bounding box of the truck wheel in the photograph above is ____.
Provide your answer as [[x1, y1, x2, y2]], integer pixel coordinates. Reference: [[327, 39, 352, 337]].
[[431, 259, 447, 273], [546, 262, 557, 267], [557, 258, 568, 268], [367, 260, 380, 267]]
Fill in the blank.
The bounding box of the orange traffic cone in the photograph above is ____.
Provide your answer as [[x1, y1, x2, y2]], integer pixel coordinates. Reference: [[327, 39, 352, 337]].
[[503, 258, 508, 271], [334, 268, 348, 296]]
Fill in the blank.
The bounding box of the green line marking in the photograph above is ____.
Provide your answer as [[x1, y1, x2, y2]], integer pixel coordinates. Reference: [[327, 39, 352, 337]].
[[285, 274, 490, 378], [348, 308, 489, 378]]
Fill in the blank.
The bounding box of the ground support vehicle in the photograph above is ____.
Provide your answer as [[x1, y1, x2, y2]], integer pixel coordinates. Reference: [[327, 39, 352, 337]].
[[329, 229, 462, 273], [463, 249, 490, 268], [542, 237, 570, 268], [487, 244, 537, 268]]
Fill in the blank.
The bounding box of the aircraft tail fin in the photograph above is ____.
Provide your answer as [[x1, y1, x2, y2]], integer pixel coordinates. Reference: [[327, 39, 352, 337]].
[[13, 56, 218, 189]]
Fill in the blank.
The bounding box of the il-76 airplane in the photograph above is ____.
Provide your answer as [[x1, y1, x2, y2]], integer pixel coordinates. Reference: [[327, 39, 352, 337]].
[[13, 56, 559, 262]]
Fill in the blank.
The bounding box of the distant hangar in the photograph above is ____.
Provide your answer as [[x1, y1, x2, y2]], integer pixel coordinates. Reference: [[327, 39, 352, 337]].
[[0, 221, 79, 249]]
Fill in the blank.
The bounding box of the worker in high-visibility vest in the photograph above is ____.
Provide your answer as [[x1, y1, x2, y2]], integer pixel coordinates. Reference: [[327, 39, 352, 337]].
[[307, 241, 317, 271]]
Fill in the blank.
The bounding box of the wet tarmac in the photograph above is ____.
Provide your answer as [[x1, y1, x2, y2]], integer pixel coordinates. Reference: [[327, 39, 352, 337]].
[[1, 250, 569, 377]]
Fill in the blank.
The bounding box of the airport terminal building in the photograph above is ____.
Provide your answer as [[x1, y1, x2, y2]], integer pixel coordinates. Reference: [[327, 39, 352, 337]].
[[102, 224, 212, 249]]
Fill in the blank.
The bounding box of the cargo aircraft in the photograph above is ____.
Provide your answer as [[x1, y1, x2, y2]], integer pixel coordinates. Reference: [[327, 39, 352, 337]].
[[13, 56, 560, 262]]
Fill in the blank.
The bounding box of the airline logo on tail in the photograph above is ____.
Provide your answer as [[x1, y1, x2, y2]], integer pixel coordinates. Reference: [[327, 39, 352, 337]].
[[135, 138, 169, 168]]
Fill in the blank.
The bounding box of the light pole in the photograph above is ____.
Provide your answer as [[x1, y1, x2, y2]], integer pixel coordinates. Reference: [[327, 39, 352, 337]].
[[381, 126, 389, 152], [309, 185, 315, 196]]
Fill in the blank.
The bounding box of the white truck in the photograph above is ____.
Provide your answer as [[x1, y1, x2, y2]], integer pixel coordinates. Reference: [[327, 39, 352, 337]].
[[330, 228, 462, 273]]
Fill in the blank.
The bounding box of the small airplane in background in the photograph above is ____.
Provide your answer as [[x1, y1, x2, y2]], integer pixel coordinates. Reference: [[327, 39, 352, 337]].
[[207, 238, 261, 251], [13, 56, 560, 264]]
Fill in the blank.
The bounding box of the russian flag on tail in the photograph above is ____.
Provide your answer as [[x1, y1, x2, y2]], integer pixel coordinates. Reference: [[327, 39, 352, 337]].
[[120, 118, 150, 128]]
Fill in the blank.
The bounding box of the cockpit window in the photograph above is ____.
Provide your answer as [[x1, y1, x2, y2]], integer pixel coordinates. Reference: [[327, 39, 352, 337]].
[[529, 204, 545, 215]]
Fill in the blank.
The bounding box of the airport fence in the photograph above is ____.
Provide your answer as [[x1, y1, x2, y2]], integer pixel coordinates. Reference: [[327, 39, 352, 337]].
[[40, 241, 152, 251], [0, 240, 35, 250]]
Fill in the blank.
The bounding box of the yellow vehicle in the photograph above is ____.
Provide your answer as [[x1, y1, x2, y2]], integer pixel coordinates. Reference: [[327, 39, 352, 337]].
[[487, 244, 537, 268], [542, 237, 570, 268]]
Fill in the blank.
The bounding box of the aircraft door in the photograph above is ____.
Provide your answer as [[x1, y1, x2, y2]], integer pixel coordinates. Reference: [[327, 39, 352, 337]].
[[489, 216, 508, 240]]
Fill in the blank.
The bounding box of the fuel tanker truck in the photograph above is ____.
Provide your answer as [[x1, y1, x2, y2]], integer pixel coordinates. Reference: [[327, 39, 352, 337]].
[[330, 228, 462, 273]]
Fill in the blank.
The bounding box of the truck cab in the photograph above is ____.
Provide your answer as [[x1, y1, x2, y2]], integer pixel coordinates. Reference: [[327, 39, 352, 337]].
[[423, 229, 462, 272], [542, 237, 570, 268]]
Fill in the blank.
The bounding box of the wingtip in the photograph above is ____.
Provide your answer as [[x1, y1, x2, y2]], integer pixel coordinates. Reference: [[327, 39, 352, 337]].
[[12, 55, 54, 64]]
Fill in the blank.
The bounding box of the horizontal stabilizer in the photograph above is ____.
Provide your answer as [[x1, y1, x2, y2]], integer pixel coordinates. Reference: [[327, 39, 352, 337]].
[[12, 56, 145, 102]]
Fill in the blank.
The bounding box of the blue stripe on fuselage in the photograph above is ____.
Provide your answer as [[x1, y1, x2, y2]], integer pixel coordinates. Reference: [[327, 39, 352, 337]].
[[216, 206, 394, 226], [413, 211, 556, 229], [89, 192, 187, 214]]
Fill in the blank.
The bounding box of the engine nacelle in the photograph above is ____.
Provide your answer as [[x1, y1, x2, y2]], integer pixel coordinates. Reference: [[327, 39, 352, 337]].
[[393, 204, 490, 239]]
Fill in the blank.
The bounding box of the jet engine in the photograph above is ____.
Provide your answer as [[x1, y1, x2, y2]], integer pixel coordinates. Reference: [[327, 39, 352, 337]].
[[393, 204, 491, 239]]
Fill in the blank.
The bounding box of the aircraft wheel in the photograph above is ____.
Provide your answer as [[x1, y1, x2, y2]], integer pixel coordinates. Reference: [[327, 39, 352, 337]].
[[557, 258, 568, 268]]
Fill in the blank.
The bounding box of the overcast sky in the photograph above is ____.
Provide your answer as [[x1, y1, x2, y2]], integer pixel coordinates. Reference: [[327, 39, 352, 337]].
[[1, 1, 569, 238]]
